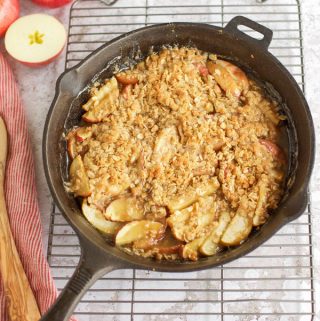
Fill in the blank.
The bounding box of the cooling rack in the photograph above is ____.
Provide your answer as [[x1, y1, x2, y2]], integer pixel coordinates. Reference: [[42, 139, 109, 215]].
[[47, 0, 315, 320]]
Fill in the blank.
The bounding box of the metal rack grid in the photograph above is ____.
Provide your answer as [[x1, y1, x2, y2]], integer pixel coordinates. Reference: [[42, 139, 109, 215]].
[[47, 0, 315, 320]]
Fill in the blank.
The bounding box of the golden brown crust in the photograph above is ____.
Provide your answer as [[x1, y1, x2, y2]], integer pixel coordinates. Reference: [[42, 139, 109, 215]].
[[66, 47, 286, 261]]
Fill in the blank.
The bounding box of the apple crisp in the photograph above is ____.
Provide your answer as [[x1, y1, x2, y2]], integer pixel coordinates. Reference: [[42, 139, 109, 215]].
[[66, 47, 286, 261]]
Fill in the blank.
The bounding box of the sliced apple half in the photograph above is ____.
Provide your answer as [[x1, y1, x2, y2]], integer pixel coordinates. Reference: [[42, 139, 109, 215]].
[[115, 220, 164, 246], [69, 155, 91, 197], [105, 197, 144, 222], [5, 14, 66, 67], [82, 200, 122, 235], [0, 0, 19, 37]]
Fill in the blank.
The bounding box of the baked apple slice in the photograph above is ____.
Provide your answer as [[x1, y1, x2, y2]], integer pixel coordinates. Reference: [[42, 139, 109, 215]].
[[94, 174, 130, 198], [260, 139, 286, 163], [152, 126, 179, 164], [115, 220, 165, 246], [155, 232, 184, 255], [220, 203, 253, 246], [82, 200, 122, 235], [253, 179, 269, 227], [167, 177, 220, 212], [66, 130, 78, 160], [105, 197, 144, 222], [199, 211, 231, 256], [83, 77, 118, 111], [66, 127, 92, 159], [82, 77, 119, 122], [69, 155, 91, 197], [5, 14, 66, 66], [217, 60, 249, 93], [207, 60, 248, 98], [115, 72, 138, 85], [75, 127, 93, 142]]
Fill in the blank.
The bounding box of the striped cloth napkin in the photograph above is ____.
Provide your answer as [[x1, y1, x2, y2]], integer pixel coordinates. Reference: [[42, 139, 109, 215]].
[[0, 53, 59, 319]]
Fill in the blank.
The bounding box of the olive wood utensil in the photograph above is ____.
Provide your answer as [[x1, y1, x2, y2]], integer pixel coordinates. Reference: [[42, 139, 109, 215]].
[[0, 116, 41, 321]]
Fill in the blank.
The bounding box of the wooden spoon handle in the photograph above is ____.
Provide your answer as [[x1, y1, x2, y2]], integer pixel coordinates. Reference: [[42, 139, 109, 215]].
[[0, 117, 41, 321]]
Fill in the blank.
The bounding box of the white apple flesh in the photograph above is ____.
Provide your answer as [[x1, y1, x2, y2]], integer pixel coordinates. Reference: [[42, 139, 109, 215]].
[[4, 14, 66, 67]]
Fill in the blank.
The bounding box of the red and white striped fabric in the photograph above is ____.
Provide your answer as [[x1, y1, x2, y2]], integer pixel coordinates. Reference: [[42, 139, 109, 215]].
[[0, 53, 72, 320]]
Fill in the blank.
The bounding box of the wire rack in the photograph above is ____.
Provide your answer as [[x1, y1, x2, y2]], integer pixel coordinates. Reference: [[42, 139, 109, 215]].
[[47, 0, 315, 320]]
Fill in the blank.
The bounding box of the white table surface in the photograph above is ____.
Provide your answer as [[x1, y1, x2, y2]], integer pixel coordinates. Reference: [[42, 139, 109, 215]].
[[1, 0, 319, 319]]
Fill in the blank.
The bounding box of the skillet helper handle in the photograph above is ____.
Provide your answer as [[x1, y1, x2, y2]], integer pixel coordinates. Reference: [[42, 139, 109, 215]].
[[224, 16, 273, 49], [40, 238, 122, 321], [0, 117, 41, 321]]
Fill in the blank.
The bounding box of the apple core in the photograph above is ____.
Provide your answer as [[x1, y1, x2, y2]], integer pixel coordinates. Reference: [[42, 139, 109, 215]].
[[28, 31, 44, 45]]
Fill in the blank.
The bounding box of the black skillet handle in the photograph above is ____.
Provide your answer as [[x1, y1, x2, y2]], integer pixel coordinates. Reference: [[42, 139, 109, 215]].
[[39, 236, 124, 321], [224, 16, 273, 50]]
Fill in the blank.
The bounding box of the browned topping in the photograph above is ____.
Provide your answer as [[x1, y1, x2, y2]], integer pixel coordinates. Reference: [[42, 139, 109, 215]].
[[67, 47, 286, 261]]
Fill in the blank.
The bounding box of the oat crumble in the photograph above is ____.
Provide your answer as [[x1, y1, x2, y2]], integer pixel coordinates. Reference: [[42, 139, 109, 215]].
[[66, 47, 286, 261]]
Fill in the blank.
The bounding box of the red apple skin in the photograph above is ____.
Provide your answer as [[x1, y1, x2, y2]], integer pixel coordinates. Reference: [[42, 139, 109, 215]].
[[0, 0, 19, 37], [13, 46, 64, 68], [82, 115, 100, 124], [31, 0, 72, 8]]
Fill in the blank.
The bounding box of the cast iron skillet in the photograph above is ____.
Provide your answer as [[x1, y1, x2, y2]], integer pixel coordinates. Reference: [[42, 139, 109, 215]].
[[41, 17, 315, 321]]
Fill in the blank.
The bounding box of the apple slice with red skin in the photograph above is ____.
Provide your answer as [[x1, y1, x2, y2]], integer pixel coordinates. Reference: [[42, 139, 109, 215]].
[[193, 62, 209, 77], [207, 60, 249, 98], [67, 133, 77, 160], [115, 72, 138, 85], [66, 128, 79, 159], [259, 139, 286, 163], [31, 0, 72, 8], [0, 0, 19, 37], [69, 155, 91, 197], [5, 14, 66, 67], [75, 127, 93, 142], [66, 127, 93, 159]]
